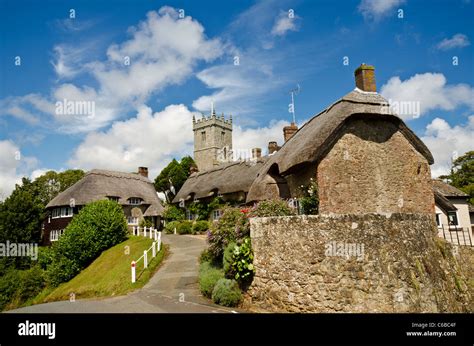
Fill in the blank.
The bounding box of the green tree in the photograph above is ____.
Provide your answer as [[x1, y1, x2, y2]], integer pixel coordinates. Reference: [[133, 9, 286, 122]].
[[32, 169, 85, 206], [439, 150, 474, 204], [154, 156, 195, 203]]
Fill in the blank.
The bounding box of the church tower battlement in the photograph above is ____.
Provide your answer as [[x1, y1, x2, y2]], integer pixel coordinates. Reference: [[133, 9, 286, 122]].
[[193, 107, 233, 171]]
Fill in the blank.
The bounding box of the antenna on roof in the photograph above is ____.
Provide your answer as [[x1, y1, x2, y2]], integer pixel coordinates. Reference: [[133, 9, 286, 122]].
[[288, 84, 300, 124]]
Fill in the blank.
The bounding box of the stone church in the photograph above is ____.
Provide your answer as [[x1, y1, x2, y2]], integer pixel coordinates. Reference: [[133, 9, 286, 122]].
[[174, 64, 435, 216]]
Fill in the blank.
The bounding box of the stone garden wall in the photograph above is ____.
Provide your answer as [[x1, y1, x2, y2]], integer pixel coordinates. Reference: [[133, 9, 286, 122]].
[[245, 213, 473, 312]]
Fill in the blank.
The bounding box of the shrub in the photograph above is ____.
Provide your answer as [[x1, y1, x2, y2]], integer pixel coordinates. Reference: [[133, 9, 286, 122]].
[[46, 200, 128, 286], [37, 246, 54, 270], [139, 218, 153, 228], [199, 261, 224, 298], [163, 205, 185, 222], [226, 238, 255, 287], [192, 220, 210, 234], [299, 178, 319, 215], [211, 278, 242, 307], [0, 269, 20, 310], [177, 221, 193, 235], [164, 220, 180, 234], [207, 207, 249, 262], [223, 241, 237, 277], [249, 199, 296, 217], [16, 266, 46, 302]]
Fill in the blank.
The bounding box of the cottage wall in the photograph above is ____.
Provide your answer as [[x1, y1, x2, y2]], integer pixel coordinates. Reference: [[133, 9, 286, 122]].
[[317, 118, 434, 214]]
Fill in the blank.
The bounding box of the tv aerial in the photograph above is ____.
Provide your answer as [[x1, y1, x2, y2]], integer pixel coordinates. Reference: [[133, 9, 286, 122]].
[[288, 84, 301, 124]]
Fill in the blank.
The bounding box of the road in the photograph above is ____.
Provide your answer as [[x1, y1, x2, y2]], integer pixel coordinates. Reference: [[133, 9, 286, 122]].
[[8, 234, 235, 313]]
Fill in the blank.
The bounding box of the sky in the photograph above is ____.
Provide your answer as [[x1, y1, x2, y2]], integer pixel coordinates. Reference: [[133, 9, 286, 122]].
[[0, 0, 473, 200]]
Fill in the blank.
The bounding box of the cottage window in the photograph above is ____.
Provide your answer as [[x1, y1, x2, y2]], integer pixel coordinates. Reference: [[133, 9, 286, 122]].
[[127, 216, 138, 225], [435, 214, 441, 227], [50, 229, 64, 242], [212, 209, 222, 220], [128, 198, 142, 205], [108, 196, 120, 202], [52, 207, 73, 218], [447, 212, 459, 227]]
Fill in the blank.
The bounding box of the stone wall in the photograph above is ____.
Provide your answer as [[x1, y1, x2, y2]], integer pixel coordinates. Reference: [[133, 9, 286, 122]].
[[245, 214, 472, 312], [317, 118, 434, 214]]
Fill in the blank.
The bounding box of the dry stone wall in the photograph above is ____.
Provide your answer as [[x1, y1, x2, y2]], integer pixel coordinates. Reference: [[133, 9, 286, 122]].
[[245, 214, 472, 312]]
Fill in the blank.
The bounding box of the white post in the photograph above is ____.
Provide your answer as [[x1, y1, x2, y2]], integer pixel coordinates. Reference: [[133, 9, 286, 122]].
[[144, 250, 148, 269], [157, 232, 162, 252], [131, 261, 136, 283], [149, 227, 152, 239], [132, 226, 136, 236], [152, 242, 156, 258], [154, 229, 157, 241], [144, 226, 147, 237]]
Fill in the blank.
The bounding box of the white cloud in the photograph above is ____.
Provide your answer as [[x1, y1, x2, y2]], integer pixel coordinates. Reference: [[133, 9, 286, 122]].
[[2, 6, 223, 134], [68, 104, 195, 179], [233, 120, 290, 156], [422, 116, 474, 178], [271, 10, 300, 36], [436, 33, 470, 50], [0, 140, 38, 200], [358, 0, 405, 20], [380, 73, 474, 119]]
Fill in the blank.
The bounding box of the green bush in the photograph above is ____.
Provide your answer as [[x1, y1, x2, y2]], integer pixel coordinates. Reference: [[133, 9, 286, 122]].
[[211, 278, 242, 307], [223, 241, 236, 277], [163, 205, 185, 222], [229, 238, 255, 286], [199, 261, 224, 298], [299, 178, 319, 215], [249, 199, 296, 217], [177, 221, 193, 235], [164, 220, 180, 234], [0, 269, 20, 310], [37, 246, 54, 270], [192, 220, 210, 234], [46, 200, 128, 286], [139, 218, 153, 228]]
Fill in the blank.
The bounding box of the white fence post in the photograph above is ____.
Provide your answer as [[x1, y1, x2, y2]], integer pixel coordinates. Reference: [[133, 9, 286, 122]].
[[152, 242, 156, 258], [131, 261, 136, 283], [157, 232, 162, 252], [149, 227, 153, 239], [144, 250, 148, 269]]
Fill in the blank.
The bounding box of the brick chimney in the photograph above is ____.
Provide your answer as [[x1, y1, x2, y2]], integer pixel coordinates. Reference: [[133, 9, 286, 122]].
[[354, 64, 376, 92], [138, 166, 148, 178], [268, 141, 279, 154], [251, 147, 262, 159], [283, 122, 298, 142]]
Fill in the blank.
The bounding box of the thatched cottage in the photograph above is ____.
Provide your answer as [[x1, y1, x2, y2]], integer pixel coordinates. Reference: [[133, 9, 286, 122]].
[[42, 167, 164, 245], [175, 64, 435, 216]]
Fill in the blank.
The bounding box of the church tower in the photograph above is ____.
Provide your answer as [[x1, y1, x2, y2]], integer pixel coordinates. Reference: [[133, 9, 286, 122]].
[[193, 106, 233, 171]]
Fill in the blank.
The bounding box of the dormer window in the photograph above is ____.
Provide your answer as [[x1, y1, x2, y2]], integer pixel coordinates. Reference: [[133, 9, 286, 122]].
[[52, 207, 73, 218], [108, 196, 120, 202], [128, 197, 142, 205]]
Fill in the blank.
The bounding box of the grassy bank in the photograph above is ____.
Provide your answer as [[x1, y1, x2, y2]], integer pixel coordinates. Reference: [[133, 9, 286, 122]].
[[30, 236, 167, 305]]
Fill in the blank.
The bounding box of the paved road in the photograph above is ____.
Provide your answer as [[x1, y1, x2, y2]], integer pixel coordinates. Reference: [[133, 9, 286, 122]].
[[8, 234, 235, 313]]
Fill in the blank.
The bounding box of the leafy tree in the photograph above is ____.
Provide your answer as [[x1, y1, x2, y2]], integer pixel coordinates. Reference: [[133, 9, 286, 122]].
[[32, 169, 85, 206], [162, 205, 185, 222], [439, 150, 474, 204], [154, 156, 196, 203]]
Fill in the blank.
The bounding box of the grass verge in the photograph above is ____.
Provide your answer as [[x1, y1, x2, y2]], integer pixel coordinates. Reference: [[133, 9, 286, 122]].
[[31, 236, 167, 304]]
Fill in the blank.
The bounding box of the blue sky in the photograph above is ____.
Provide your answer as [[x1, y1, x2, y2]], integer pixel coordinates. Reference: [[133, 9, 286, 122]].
[[0, 0, 473, 199]]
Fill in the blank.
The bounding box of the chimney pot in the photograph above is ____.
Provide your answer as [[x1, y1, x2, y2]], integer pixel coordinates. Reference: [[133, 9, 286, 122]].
[[251, 147, 262, 159], [138, 167, 148, 178], [268, 141, 279, 154], [283, 122, 298, 142], [354, 64, 376, 92]]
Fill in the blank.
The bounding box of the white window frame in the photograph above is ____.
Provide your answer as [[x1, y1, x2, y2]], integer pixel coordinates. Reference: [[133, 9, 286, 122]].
[[52, 207, 73, 219], [447, 211, 459, 227], [212, 209, 223, 220], [128, 198, 142, 205], [50, 229, 64, 242], [127, 216, 139, 225], [108, 196, 120, 202]]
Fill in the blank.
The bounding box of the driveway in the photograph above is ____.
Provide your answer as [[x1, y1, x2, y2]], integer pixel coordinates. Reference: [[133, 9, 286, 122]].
[[8, 234, 235, 313]]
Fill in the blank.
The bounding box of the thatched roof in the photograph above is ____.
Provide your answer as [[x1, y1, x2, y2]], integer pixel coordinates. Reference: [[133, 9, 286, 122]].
[[172, 159, 267, 203], [247, 89, 434, 202], [434, 192, 457, 213], [432, 179, 469, 198], [46, 169, 164, 216]]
